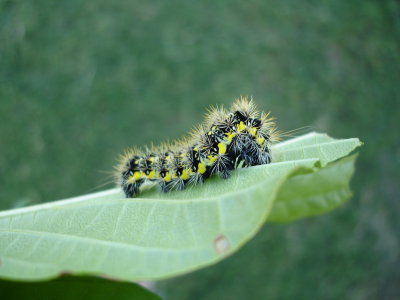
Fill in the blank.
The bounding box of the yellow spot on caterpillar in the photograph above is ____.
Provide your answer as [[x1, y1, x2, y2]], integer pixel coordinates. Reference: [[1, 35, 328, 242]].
[[198, 162, 206, 174], [237, 121, 246, 132], [256, 137, 265, 145], [225, 131, 236, 142], [218, 143, 227, 155], [147, 170, 156, 179], [128, 171, 142, 183], [149, 157, 155, 162], [133, 171, 141, 181], [208, 155, 218, 163], [181, 168, 191, 180], [164, 172, 172, 182], [249, 127, 257, 136]]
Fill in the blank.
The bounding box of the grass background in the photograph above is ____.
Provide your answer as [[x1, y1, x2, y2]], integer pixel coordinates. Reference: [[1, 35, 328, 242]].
[[0, 0, 399, 299]]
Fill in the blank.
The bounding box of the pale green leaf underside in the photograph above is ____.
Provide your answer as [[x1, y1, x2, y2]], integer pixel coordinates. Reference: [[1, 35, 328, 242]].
[[0, 132, 362, 281]]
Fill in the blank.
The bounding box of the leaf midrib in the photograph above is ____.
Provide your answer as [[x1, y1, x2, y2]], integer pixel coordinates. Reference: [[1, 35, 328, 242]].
[[1, 228, 208, 252]]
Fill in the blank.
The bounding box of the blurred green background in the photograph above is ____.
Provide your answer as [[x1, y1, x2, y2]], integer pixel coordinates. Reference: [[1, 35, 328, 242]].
[[1, 0, 399, 299]]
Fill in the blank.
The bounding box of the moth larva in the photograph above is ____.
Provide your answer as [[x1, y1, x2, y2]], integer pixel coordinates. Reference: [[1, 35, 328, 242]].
[[115, 96, 279, 197]]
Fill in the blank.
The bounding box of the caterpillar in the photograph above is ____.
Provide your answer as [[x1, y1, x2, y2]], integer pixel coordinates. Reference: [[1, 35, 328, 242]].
[[115, 96, 280, 198]]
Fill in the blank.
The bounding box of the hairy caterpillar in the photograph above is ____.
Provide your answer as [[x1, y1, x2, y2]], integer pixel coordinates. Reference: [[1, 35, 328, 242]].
[[115, 96, 280, 198]]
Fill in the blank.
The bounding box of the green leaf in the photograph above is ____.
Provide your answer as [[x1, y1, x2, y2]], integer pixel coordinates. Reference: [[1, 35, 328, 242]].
[[268, 154, 357, 223], [271, 132, 361, 166], [0, 133, 362, 282], [0, 276, 162, 300]]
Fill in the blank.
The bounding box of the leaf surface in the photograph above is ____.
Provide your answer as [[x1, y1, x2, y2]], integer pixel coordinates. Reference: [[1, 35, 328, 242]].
[[269, 154, 356, 222], [0, 133, 362, 281]]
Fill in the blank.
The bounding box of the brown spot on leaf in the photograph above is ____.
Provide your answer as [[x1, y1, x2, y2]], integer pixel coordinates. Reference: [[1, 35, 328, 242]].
[[59, 271, 72, 277], [214, 234, 230, 254]]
